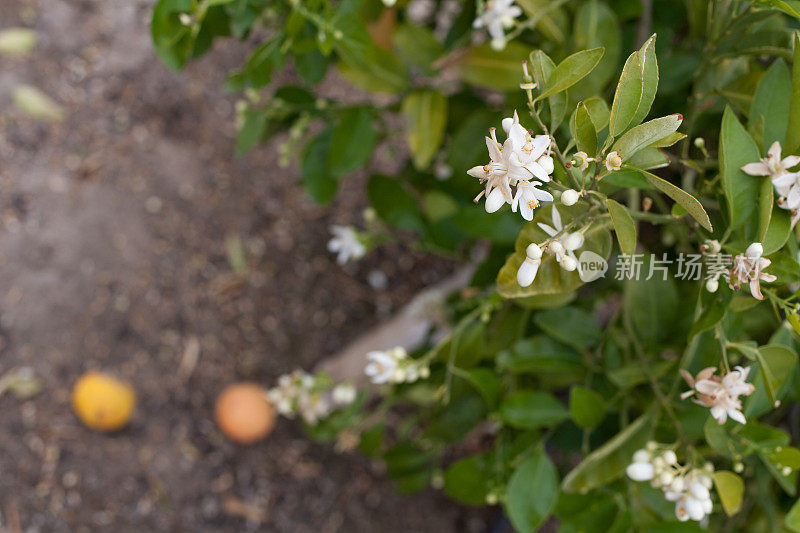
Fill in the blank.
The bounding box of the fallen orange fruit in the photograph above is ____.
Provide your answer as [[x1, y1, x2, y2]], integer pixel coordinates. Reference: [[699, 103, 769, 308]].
[[215, 382, 275, 444], [72, 371, 136, 431]]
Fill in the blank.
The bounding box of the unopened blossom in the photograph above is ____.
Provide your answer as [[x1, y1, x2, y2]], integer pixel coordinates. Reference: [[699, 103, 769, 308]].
[[332, 384, 357, 405], [727, 242, 777, 300], [365, 347, 429, 385], [605, 151, 622, 171], [538, 207, 585, 273], [328, 225, 366, 265], [680, 366, 755, 424], [561, 189, 579, 206], [472, 0, 522, 51], [517, 243, 542, 287], [628, 445, 714, 522], [741, 141, 800, 180]]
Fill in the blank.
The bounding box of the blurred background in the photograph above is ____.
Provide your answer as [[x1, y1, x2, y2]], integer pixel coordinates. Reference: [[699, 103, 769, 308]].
[[0, 0, 489, 530]]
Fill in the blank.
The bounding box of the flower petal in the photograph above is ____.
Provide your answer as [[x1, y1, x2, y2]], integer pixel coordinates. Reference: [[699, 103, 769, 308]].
[[741, 162, 770, 176]]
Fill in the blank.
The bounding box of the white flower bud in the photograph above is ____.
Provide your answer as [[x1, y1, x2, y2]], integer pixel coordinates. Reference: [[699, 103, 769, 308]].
[[703, 498, 713, 514], [705, 278, 719, 293], [538, 155, 555, 175], [701, 475, 713, 489], [733, 462, 744, 473], [659, 471, 674, 485], [561, 189, 579, 206], [663, 450, 677, 465], [646, 441, 658, 451], [669, 477, 685, 493], [419, 366, 430, 379], [664, 490, 683, 502], [685, 497, 706, 521], [783, 466, 792, 476], [525, 243, 543, 260], [626, 461, 655, 481], [563, 233, 584, 251], [502, 117, 514, 133], [632, 449, 650, 463], [689, 481, 710, 501], [517, 257, 541, 287], [547, 241, 564, 255], [560, 255, 577, 272], [675, 500, 690, 522], [746, 242, 763, 258], [652, 457, 665, 471]]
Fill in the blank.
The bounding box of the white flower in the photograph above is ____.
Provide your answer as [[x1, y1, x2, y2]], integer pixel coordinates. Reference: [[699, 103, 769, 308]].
[[512, 181, 553, 220], [328, 225, 366, 265], [727, 242, 777, 300], [680, 366, 755, 424], [332, 384, 357, 405], [741, 141, 800, 180], [472, 0, 522, 51], [517, 243, 542, 287], [772, 171, 800, 229], [538, 207, 585, 273], [365, 350, 399, 384], [573, 151, 591, 171], [604, 151, 622, 171], [561, 189, 579, 206], [467, 129, 518, 212]]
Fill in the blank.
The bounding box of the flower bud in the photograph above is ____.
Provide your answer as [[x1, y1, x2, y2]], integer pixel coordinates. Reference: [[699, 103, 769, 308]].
[[659, 471, 674, 485], [663, 450, 677, 465], [517, 257, 540, 287], [733, 461, 744, 473], [538, 155, 555, 175], [689, 481, 710, 501], [563, 232, 584, 251], [685, 497, 706, 521], [745, 242, 763, 258], [525, 243, 543, 260], [561, 189, 579, 206], [632, 449, 650, 463], [705, 278, 719, 293], [547, 241, 564, 255], [502, 117, 514, 133], [560, 255, 577, 272], [669, 477, 685, 493], [626, 461, 655, 481]]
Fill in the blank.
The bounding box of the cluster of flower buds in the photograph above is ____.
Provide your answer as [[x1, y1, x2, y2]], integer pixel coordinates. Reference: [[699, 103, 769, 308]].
[[266, 370, 357, 425], [627, 443, 715, 522], [516, 207, 586, 287], [364, 347, 430, 385]]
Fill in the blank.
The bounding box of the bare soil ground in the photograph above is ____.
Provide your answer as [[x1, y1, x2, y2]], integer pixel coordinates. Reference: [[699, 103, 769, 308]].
[[0, 1, 488, 531]]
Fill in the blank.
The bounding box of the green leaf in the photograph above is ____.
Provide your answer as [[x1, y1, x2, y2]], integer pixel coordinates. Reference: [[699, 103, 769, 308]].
[[328, 107, 376, 176], [570, 1, 622, 98], [402, 90, 448, 169], [457, 368, 502, 410], [502, 336, 584, 375], [573, 102, 598, 156], [301, 129, 338, 204], [151, 0, 194, 70], [720, 106, 761, 234], [529, 49, 567, 131], [764, 203, 793, 254], [570, 386, 607, 429], [758, 175, 774, 242], [712, 471, 744, 516], [612, 114, 682, 161], [535, 47, 605, 101], [623, 254, 678, 345], [497, 204, 613, 298], [235, 108, 268, 155], [562, 409, 656, 492], [367, 175, 424, 232], [505, 451, 559, 533], [499, 391, 568, 429], [746, 344, 798, 417], [788, 32, 800, 153], [786, 497, 800, 532], [443, 454, 490, 506], [461, 42, 529, 90], [639, 170, 713, 231], [609, 34, 658, 137], [626, 147, 669, 170], [750, 59, 792, 148], [534, 307, 601, 349], [605, 199, 637, 255], [392, 24, 443, 73], [756, 0, 800, 18]]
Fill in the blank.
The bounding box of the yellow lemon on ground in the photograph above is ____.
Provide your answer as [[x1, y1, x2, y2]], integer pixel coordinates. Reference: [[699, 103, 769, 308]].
[[215, 382, 275, 444], [72, 371, 136, 431]]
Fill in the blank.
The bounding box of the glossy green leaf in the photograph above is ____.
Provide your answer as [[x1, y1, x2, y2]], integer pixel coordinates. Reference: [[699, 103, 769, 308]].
[[534, 307, 601, 349], [443, 454, 490, 506], [612, 114, 682, 161], [499, 391, 568, 429], [606, 198, 637, 255], [570, 386, 607, 429], [461, 42, 529, 90], [329, 107, 376, 176], [573, 102, 598, 156], [458, 368, 502, 410], [712, 471, 744, 516], [750, 59, 792, 149], [529, 49, 567, 130], [301, 129, 338, 204], [720, 106, 762, 233], [367, 175, 424, 232], [788, 32, 800, 153], [402, 90, 447, 169], [786, 497, 800, 532], [505, 451, 559, 533], [626, 147, 669, 170], [570, 1, 622, 98], [746, 344, 798, 417], [535, 47, 605, 101], [235, 108, 268, 155], [609, 34, 658, 137], [562, 409, 656, 492], [639, 170, 713, 231]]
